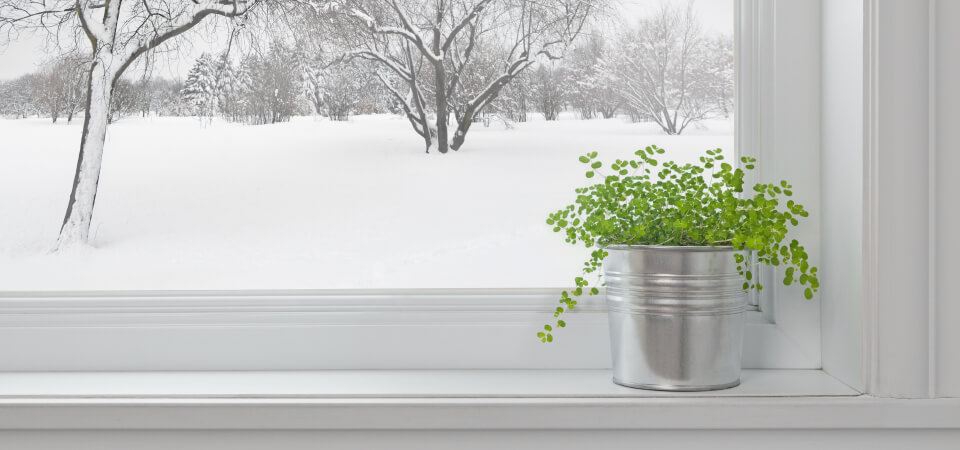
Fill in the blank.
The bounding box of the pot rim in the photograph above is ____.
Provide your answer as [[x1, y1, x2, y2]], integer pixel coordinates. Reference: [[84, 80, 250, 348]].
[[603, 244, 737, 251]]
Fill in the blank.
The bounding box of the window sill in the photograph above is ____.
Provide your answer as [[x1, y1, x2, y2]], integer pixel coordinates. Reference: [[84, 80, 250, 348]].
[[2, 369, 955, 431]]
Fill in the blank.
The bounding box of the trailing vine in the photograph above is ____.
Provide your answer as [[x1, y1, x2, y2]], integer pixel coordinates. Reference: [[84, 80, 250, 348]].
[[539, 146, 819, 343]]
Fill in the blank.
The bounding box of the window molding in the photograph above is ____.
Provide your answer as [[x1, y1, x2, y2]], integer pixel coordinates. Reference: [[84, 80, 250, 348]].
[[0, 289, 814, 371], [736, 0, 824, 367], [860, 0, 960, 399]]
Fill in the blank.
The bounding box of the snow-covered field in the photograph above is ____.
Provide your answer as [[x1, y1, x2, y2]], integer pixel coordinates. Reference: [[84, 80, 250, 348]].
[[0, 113, 733, 290]]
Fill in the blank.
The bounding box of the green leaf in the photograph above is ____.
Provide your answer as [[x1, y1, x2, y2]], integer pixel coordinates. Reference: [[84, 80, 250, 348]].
[[784, 267, 795, 284], [579, 155, 590, 163], [804, 288, 813, 299], [591, 161, 602, 169], [585, 171, 595, 178]]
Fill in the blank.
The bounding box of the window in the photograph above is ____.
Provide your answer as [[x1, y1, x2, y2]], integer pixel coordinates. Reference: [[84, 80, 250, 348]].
[[0, 0, 826, 373]]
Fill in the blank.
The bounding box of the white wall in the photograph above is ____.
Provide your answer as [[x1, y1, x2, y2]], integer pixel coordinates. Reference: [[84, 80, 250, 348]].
[[820, 0, 864, 392]]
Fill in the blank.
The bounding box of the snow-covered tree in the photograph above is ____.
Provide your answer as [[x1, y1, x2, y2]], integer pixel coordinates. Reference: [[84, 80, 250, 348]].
[[37, 60, 67, 123], [565, 34, 620, 119], [0, 75, 36, 118], [301, 54, 374, 121], [215, 53, 249, 122], [133, 76, 167, 118], [489, 69, 530, 123], [612, 2, 731, 134], [242, 42, 302, 124], [146, 78, 188, 117], [182, 53, 220, 119], [530, 62, 568, 121], [589, 57, 622, 119], [0, 0, 261, 249], [328, 0, 606, 153], [707, 34, 734, 118], [59, 55, 89, 123], [322, 60, 372, 121]]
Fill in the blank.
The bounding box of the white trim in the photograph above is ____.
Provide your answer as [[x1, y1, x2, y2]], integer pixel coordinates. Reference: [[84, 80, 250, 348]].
[[14, 369, 959, 433], [735, 0, 776, 321], [860, 0, 950, 399], [862, 0, 881, 397], [0, 290, 811, 371], [0, 289, 608, 323], [750, 0, 822, 368], [819, 0, 866, 393], [2, 395, 957, 431], [0, 369, 857, 399], [931, 0, 960, 398], [927, 0, 938, 400]]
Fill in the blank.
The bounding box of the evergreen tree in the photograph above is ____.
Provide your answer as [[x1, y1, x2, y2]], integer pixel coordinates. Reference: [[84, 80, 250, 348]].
[[181, 53, 218, 119]]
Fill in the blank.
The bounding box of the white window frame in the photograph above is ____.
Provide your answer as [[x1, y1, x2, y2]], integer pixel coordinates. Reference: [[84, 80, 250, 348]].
[[0, 0, 825, 374]]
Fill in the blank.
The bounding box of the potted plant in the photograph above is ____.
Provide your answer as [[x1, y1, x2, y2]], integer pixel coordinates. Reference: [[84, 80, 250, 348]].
[[540, 146, 819, 391]]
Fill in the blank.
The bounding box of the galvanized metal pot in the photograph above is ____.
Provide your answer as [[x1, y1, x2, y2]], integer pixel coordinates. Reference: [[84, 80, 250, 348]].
[[603, 245, 747, 391]]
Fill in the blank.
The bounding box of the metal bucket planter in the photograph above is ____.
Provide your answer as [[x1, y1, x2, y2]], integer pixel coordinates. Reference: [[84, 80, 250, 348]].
[[603, 245, 747, 391]]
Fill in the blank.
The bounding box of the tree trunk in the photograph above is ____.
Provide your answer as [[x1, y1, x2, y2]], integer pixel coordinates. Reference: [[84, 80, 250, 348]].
[[431, 27, 450, 154], [451, 103, 482, 151], [433, 71, 449, 154], [57, 62, 114, 249], [450, 120, 471, 151]]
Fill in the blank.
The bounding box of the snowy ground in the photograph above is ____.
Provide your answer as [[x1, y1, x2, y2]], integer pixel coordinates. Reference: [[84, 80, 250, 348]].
[[0, 113, 733, 290]]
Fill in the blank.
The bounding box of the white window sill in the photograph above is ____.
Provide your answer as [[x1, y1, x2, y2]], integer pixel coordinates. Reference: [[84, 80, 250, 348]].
[[1, 369, 956, 431]]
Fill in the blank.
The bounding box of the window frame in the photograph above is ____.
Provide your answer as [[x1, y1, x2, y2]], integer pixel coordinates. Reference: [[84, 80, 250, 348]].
[[0, 0, 826, 373]]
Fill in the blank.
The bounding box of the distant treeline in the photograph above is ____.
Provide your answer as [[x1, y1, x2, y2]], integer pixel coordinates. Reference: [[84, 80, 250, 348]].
[[2, 5, 733, 135], [0, 55, 188, 123]]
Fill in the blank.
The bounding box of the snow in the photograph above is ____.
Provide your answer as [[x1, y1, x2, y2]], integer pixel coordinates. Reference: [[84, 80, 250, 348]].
[[0, 113, 733, 290]]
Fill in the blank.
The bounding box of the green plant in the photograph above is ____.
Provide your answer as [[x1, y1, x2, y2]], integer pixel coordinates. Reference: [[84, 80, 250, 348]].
[[538, 146, 819, 343]]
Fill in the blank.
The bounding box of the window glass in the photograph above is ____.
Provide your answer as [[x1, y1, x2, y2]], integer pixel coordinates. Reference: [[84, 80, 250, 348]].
[[0, 0, 734, 290]]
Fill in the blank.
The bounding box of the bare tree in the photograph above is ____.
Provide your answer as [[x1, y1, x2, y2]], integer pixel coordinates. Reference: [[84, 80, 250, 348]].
[[565, 32, 620, 119], [0, 74, 39, 118], [707, 34, 734, 118], [323, 0, 602, 153], [0, 0, 261, 248], [60, 54, 88, 123], [38, 61, 67, 123], [612, 2, 727, 135], [108, 77, 136, 122], [242, 41, 302, 124], [530, 62, 566, 121], [303, 58, 372, 121]]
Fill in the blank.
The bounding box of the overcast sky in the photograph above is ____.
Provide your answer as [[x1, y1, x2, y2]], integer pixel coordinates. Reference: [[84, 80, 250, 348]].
[[0, 0, 733, 81]]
